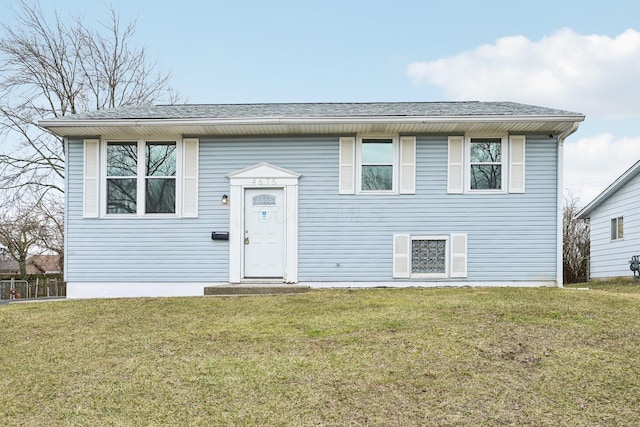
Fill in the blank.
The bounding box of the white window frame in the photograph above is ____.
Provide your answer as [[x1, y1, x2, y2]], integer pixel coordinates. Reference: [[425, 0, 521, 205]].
[[410, 235, 450, 279], [356, 134, 399, 194], [393, 233, 467, 279], [465, 134, 508, 193], [611, 216, 624, 241], [101, 137, 182, 218]]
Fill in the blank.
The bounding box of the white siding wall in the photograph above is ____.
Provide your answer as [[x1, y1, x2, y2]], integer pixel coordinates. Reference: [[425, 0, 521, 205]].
[[65, 134, 559, 284], [588, 172, 640, 279]]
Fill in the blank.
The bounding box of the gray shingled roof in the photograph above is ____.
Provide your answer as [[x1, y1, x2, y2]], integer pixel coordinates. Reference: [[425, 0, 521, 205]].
[[40, 101, 585, 138], [577, 159, 640, 219], [51, 101, 582, 121]]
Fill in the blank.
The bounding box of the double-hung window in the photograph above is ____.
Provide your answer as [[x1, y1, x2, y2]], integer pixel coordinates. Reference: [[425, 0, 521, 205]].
[[106, 142, 138, 214], [611, 216, 624, 240], [83, 137, 198, 218], [338, 135, 415, 195], [360, 138, 394, 192], [106, 140, 177, 215], [145, 142, 177, 214], [469, 137, 504, 191], [448, 134, 523, 194]]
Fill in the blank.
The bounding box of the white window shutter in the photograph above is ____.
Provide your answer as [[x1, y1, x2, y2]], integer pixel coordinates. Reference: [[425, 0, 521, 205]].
[[393, 234, 411, 278], [447, 136, 464, 194], [509, 135, 525, 193], [450, 233, 467, 278], [399, 136, 416, 194], [83, 139, 100, 218], [339, 137, 355, 194], [183, 138, 199, 218]]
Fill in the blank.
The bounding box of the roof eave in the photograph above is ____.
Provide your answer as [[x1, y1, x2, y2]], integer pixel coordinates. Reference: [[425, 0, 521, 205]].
[[40, 114, 585, 138], [40, 114, 586, 127], [577, 159, 640, 219]]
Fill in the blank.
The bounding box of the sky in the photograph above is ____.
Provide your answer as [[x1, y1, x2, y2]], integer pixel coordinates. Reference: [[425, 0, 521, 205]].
[[2, 0, 640, 204]]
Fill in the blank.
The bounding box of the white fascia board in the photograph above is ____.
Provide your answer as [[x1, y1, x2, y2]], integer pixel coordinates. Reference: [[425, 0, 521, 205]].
[[577, 158, 640, 219], [40, 114, 585, 128], [40, 115, 585, 139]]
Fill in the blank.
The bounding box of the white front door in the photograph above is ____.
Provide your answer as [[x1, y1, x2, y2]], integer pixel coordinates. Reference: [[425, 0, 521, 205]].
[[244, 188, 285, 278]]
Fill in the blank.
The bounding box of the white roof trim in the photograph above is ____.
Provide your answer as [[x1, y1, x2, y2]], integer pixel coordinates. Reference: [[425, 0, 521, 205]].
[[40, 114, 584, 128], [226, 162, 301, 179], [40, 116, 585, 139], [577, 159, 640, 219]]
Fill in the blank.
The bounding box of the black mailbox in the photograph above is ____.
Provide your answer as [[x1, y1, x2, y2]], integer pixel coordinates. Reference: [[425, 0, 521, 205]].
[[211, 232, 229, 241]]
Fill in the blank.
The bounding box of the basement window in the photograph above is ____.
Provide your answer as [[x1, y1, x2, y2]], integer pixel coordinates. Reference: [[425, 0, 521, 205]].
[[411, 236, 449, 278]]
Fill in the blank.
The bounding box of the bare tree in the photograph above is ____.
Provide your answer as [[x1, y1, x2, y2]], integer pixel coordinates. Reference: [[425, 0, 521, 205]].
[[0, 191, 49, 278], [0, 0, 180, 196], [563, 191, 590, 283], [35, 193, 65, 272]]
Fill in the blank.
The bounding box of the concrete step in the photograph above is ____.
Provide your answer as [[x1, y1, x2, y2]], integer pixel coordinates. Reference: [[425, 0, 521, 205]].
[[204, 284, 310, 296]]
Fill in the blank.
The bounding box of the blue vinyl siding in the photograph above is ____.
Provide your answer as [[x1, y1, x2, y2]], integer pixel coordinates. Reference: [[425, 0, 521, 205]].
[[588, 171, 640, 279], [66, 138, 227, 282], [66, 134, 558, 283]]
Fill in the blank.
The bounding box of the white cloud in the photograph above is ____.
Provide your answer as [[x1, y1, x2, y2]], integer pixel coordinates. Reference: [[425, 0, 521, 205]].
[[407, 29, 640, 119], [564, 133, 640, 204]]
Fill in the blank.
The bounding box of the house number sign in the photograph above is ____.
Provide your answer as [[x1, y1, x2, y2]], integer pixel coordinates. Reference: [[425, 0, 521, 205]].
[[251, 178, 277, 186]]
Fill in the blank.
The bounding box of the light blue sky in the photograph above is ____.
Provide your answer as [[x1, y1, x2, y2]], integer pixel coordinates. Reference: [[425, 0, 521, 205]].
[[3, 0, 640, 202]]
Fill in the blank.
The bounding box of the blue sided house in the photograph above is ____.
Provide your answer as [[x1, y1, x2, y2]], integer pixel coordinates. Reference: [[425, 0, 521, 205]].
[[577, 159, 640, 280], [41, 102, 585, 298]]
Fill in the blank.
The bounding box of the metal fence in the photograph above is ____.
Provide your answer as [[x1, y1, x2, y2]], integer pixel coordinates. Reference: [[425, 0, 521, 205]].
[[0, 277, 66, 300]]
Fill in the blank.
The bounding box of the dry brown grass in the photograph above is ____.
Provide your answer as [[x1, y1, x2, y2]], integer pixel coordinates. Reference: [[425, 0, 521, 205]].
[[1, 284, 640, 426]]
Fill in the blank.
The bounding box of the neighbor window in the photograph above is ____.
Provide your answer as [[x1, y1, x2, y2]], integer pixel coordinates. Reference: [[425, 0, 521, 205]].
[[106, 141, 176, 215], [359, 138, 394, 192], [611, 216, 624, 240], [469, 137, 504, 190]]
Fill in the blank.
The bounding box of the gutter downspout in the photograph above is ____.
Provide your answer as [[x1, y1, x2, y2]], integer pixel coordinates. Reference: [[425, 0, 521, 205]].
[[64, 137, 69, 284], [557, 122, 581, 287]]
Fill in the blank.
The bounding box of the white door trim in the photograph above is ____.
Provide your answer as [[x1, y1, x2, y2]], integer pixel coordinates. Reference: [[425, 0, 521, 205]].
[[243, 188, 285, 278], [227, 163, 300, 283]]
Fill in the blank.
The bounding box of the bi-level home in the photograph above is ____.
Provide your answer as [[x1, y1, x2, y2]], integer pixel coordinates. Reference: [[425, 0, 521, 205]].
[[41, 102, 584, 298]]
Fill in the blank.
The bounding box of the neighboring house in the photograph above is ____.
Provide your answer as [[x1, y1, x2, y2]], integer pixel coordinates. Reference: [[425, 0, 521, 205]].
[[0, 258, 19, 276], [0, 254, 61, 276], [40, 102, 584, 298], [26, 255, 62, 275], [577, 160, 640, 279], [0, 244, 14, 275]]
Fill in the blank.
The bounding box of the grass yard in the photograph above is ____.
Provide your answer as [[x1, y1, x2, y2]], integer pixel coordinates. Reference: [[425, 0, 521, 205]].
[[1, 283, 640, 426]]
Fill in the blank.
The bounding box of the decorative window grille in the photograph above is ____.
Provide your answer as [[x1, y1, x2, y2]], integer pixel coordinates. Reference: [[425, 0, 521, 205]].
[[252, 195, 276, 206], [411, 238, 447, 275]]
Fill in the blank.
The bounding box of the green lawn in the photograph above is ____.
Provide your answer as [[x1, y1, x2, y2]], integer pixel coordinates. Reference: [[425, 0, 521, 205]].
[[2, 283, 640, 426]]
